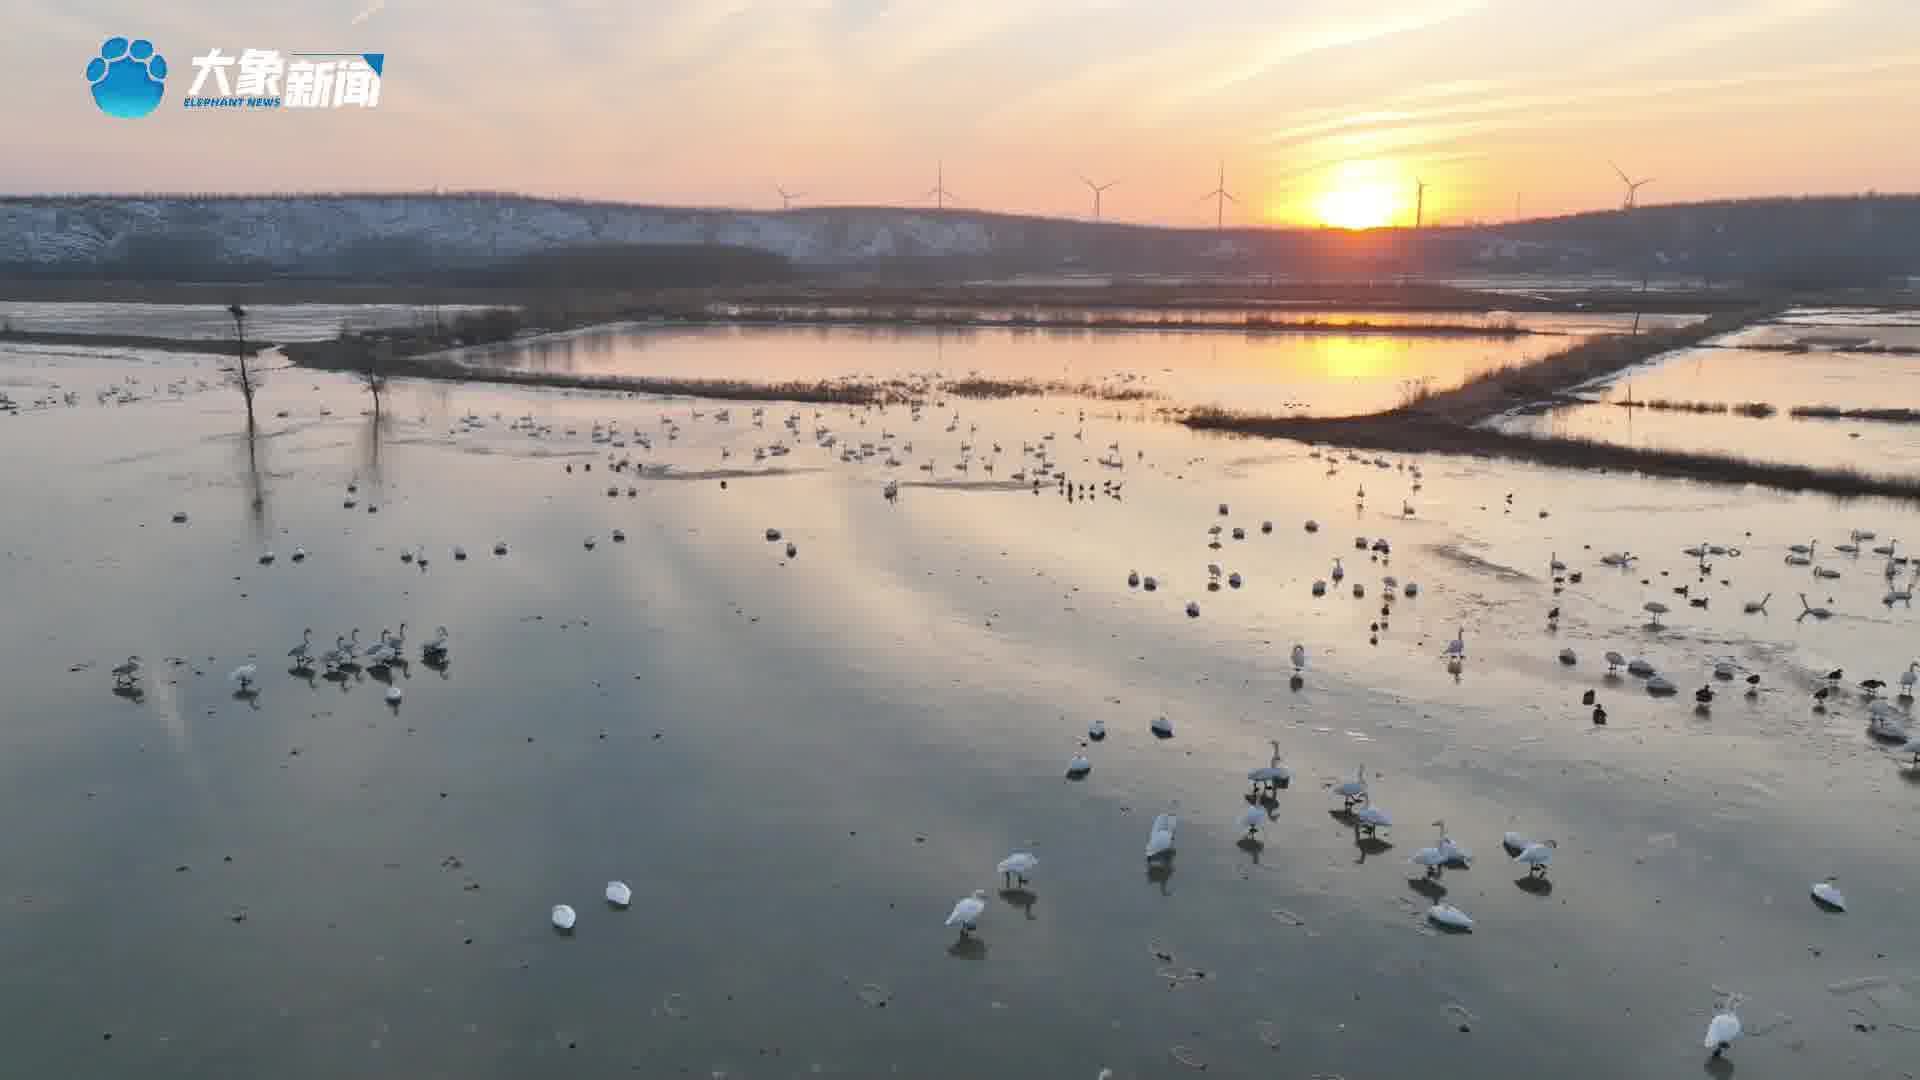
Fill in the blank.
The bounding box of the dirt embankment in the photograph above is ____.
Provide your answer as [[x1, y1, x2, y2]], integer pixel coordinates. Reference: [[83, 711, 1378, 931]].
[[0, 328, 273, 355], [1181, 305, 1920, 501]]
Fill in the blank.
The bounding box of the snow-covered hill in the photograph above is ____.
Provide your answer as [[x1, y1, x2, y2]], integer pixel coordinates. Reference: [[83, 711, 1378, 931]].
[[0, 194, 1161, 272]]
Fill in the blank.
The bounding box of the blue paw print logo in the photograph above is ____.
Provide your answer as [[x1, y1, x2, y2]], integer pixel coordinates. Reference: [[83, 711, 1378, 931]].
[[86, 36, 168, 118]]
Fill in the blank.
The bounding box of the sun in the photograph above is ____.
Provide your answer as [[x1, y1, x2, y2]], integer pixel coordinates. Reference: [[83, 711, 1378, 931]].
[[1316, 182, 1400, 230], [1312, 161, 1407, 230]]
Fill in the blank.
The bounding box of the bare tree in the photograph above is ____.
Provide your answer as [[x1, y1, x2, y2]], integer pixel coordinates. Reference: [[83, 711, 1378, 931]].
[[360, 338, 392, 419], [228, 303, 259, 427]]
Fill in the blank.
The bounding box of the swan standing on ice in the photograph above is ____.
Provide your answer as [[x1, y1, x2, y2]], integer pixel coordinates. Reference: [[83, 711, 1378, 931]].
[[1444, 627, 1466, 661], [606, 881, 633, 907], [1087, 719, 1106, 741], [1331, 558, 1345, 582], [384, 686, 403, 705], [997, 853, 1038, 887], [229, 664, 258, 692], [1899, 662, 1917, 699], [1291, 643, 1308, 671], [1410, 821, 1453, 877], [1604, 651, 1625, 673], [421, 626, 450, 664], [1248, 739, 1291, 790], [1643, 601, 1670, 627], [1334, 765, 1368, 807], [1514, 839, 1558, 877], [287, 629, 314, 667], [945, 890, 988, 936], [1238, 804, 1267, 838], [111, 655, 143, 688], [1353, 803, 1392, 836]]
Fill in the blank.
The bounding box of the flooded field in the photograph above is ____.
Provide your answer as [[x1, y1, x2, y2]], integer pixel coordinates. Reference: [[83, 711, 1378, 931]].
[[1497, 309, 1920, 472], [2, 314, 1918, 1079], [0, 301, 495, 343], [457, 310, 1688, 416]]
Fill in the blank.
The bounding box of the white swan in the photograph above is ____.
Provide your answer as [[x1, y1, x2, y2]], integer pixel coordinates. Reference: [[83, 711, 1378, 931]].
[[1409, 821, 1451, 876], [1145, 812, 1178, 858], [1558, 648, 1577, 665], [1248, 739, 1291, 788], [1087, 719, 1106, 741], [1705, 1006, 1743, 1056], [1331, 558, 1345, 582], [1604, 651, 1625, 673], [1514, 839, 1557, 876], [1238, 804, 1267, 837], [1228, 571, 1242, 588], [385, 686, 403, 704], [1811, 878, 1845, 911], [1150, 714, 1174, 738], [258, 550, 276, 565], [1427, 904, 1474, 931], [1353, 804, 1392, 835], [1900, 662, 1917, 698], [606, 881, 632, 907], [421, 625, 450, 663], [287, 629, 314, 666], [551, 904, 577, 931], [1643, 601, 1670, 627], [1311, 579, 1327, 597], [1127, 570, 1140, 588], [1444, 627, 1466, 660], [1291, 643, 1308, 670], [997, 853, 1038, 886], [1403, 582, 1420, 597], [945, 890, 988, 936], [228, 664, 257, 691], [1627, 657, 1655, 677], [1334, 765, 1368, 806], [1066, 746, 1092, 777], [1185, 601, 1200, 617]]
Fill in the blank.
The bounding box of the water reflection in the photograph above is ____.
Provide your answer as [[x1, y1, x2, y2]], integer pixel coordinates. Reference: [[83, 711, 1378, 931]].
[[460, 319, 1617, 416]]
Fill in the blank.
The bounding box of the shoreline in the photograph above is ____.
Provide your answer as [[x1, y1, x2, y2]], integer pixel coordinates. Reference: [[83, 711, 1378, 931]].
[[0, 329, 272, 355], [1178, 304, 1920, 500]]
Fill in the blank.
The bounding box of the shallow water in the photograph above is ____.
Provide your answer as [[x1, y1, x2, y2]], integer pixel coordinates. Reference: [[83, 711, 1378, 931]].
[[3, 330, 1919, 1078], [1498, 309, 1920, 472], [0, 301, 494, 343], [455, 312, 1689, 416]]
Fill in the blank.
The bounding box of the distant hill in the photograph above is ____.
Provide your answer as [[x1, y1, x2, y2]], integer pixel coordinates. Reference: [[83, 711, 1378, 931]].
[[1, 191, 1916, 287]]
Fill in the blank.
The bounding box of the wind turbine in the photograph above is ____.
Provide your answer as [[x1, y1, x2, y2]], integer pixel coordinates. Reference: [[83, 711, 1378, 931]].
[[1080, 174, 1117, 221], [1610, 161, 1654, 210], [774, 185, 804, 211], [1414, 177, 1429, 229], [1199, 160, 1236, 229], [926, 161, 956, 210]]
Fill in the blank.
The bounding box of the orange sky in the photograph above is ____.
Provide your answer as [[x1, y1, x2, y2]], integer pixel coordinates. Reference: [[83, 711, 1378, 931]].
[[12, 0, 1920, 226]]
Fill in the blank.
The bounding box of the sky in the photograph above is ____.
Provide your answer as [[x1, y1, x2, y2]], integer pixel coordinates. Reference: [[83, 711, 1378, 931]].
[[6, 0, 1919, 227]]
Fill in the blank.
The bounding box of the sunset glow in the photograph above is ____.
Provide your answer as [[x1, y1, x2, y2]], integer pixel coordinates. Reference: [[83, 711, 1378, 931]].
[[1312, 161, 1408, 230]]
